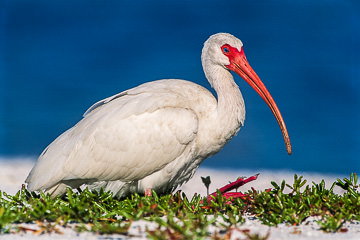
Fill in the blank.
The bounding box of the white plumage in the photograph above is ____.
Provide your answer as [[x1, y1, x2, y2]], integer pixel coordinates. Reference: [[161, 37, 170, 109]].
[[26, 33, 291, 198]]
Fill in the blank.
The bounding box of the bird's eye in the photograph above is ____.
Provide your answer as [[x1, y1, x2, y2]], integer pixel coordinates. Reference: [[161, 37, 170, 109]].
[[221, 45, 231, 55]]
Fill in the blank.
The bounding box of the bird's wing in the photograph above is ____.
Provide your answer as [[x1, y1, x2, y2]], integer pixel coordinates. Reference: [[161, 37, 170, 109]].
[[83, 79, 206, 117], [26, 80, 208, 191]]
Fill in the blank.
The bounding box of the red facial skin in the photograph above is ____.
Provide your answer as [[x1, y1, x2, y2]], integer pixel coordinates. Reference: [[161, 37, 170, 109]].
[[221, 44, 292, 155]]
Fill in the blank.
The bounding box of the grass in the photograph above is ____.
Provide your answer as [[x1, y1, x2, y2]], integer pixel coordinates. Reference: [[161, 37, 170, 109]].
[[0, 173, 359, 239]]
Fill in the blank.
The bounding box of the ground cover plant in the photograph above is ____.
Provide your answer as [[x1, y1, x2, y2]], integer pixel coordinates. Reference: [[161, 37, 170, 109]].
[[0, 173, 359, 239]]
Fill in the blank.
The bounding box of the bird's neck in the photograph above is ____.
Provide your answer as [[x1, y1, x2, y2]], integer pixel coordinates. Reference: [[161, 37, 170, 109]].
[[205, 64, 245, 141]]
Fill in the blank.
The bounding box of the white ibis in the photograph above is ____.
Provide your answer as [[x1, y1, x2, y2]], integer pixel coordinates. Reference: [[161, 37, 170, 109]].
[[26, 33, 291, 198]]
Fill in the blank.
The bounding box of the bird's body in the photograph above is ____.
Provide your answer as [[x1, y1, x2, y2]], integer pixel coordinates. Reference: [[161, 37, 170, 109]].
[[26, 33, 291, 198]]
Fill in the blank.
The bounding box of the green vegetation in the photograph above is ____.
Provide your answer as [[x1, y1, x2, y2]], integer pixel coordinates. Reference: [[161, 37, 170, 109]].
[[0, 173, 359, 239]]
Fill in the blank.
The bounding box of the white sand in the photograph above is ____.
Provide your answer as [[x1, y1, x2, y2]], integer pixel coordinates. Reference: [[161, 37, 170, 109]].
[[0, 159, 359, 239]]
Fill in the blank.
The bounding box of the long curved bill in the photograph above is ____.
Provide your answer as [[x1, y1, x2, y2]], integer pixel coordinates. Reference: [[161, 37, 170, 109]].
[[229, 47, 292, 155]]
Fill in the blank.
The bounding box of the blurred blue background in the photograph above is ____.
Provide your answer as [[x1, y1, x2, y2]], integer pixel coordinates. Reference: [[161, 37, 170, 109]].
[[0, 0, 359, 174]]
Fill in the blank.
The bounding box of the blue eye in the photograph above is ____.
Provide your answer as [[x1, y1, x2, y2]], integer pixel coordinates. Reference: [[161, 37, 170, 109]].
[[221, 45, 231, 55]]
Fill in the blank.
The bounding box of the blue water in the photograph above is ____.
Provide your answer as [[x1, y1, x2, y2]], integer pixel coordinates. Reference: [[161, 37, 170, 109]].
[[1, 0, 359, 174]]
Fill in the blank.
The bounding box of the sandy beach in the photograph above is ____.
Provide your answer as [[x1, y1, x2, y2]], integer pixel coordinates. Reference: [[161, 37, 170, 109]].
[[0, 158, 359, 239]]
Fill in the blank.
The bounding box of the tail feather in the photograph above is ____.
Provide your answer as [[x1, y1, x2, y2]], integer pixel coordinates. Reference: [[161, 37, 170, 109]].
[[45, 183, 69, 197]]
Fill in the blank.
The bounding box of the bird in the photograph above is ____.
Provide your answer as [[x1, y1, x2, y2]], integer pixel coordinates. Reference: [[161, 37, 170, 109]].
[[25, 33, 292, 199]]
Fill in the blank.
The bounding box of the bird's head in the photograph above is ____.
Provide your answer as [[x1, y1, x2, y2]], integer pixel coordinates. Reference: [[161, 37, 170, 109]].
[[202, 33, 244, 68], [202, 33, 292, 155]]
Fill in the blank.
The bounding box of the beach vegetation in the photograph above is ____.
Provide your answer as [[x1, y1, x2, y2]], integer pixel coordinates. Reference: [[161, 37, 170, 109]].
[[0, 173, 359, 238]]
